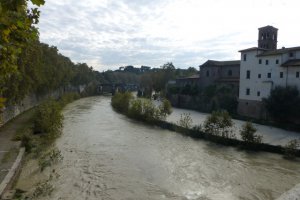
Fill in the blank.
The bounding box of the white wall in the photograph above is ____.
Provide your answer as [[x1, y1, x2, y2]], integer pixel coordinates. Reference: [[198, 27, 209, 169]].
[[239, 49, 300, 102]]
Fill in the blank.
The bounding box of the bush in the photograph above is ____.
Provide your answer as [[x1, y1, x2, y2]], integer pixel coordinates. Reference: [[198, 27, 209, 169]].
[[284, 139, 299, 159], [263, 86, 300, 122], [240, 122, 262, 144], [203, 110, 235, 138], [59, 92, 80, 107], [112, 92, 172, 122], [111, 92, 133, 113], [38, 148, 63, 171], [158, 99, 172, 120], [33, 99, 63, 140], [177, 113, 193, 129]]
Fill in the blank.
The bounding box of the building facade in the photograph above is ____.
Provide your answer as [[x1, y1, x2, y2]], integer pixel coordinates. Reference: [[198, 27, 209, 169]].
[[238, 26, 300, 118], [199, 60, 240, 90]]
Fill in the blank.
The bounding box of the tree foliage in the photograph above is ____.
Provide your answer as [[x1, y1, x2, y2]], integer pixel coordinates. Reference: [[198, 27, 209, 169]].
[[0, 0, 45, 98], [203, 110, 235, 138], [263, 86, 300, 122], [240, 122, 262, 144]]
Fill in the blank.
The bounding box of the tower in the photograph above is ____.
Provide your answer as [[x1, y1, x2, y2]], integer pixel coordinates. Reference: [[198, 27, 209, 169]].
[[258, 26, 278, 50]]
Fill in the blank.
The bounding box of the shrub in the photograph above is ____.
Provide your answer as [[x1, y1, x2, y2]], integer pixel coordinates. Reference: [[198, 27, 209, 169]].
[[177, 113, 193, 129], [240, 122, 262, 144], [38, 148, 63, 171], [263, 86, 300, 122], [33, 100, 63, 140], [111, 92, 133, 113], [158, 99, 172, 120], [203, 110, 235, 138], [284, 139, 299, 159], [59, 92, 80, 107]]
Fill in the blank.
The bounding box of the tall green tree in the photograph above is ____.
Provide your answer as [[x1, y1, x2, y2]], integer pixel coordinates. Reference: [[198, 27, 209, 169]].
[[263, 86, 300, 122], [0, 0, 45, 107]]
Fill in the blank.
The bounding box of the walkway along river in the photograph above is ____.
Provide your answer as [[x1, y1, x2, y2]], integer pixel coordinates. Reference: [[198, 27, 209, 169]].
[[45, 96, 300, 200]]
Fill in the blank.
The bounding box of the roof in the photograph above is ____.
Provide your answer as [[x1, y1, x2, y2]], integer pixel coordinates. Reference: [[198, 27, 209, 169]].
[[200, 60, 240, 67], [239, 47, 266, 52], [176, 74, 200, 80], [281, 59, 300, 67], [258, 25, 278, 30], [257, 46, 300, 57]]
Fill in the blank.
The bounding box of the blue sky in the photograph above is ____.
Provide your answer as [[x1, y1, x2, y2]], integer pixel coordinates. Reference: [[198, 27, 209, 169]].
[[37, 0, 300, 71]]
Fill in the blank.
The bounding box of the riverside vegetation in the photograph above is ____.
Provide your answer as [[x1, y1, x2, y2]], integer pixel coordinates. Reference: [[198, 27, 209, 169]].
[[111, 92, 300, 159], [12, 93, 80, 199]]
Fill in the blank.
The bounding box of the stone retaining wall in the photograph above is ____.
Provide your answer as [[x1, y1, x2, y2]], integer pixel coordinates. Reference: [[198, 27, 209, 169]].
[[0, 148, 25, 199]]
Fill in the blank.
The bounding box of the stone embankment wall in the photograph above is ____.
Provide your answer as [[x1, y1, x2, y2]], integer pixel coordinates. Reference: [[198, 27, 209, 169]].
[[0, 85, 85, 127]]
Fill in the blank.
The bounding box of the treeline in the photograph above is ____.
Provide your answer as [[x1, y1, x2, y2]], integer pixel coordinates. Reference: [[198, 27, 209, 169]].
[[167, 84, 238, 114], [3, 41, 96, 105], [0, 0, 97, 107]]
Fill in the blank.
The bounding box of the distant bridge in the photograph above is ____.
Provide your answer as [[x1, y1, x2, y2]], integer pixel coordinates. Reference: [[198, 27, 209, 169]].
[[98, 83, 138, 95]]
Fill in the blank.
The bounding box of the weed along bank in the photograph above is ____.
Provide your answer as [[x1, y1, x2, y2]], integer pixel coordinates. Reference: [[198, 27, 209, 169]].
[[12, 96, 298, 200]]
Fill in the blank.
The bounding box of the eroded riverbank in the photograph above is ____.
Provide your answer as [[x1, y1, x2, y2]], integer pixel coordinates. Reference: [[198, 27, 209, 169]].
[[24, 96, 299, 200]]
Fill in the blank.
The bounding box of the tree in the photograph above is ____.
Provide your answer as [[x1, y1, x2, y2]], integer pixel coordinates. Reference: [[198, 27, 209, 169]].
[[0, 0, 44, 109], [263, 86, 300, 122], [203, 110, 235, 138], [240, 122, 262, 144]]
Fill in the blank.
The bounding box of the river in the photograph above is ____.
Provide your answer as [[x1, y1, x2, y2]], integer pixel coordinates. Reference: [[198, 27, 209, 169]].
[[48, 96, 300, 200]]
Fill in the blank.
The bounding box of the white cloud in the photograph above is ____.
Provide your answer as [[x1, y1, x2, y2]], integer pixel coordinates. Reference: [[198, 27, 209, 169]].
[[37, 0, 300, 71]]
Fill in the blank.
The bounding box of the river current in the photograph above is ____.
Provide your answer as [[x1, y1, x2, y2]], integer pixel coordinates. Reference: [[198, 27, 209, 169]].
[[48, 96, 300, 200]]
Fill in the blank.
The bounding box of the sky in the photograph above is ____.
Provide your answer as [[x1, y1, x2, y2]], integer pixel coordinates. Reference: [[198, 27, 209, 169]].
[[36, 0, 300, 71]]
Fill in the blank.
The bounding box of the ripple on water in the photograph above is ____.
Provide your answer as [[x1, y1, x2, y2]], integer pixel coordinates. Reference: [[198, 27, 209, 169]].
[[45, 96, 300, 200]]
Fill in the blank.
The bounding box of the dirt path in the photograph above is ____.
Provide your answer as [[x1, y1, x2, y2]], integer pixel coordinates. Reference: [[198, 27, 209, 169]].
[[0, 109, 35, 182]]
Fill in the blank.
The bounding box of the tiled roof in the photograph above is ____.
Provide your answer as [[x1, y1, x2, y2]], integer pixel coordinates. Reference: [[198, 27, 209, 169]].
[[239, 47, 266, 52], [281, 59, 300, 67], [200, 60, 240, 67], [257, 46, 300, 57]]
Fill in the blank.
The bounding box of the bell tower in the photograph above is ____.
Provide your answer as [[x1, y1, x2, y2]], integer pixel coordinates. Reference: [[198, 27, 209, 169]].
[[258, 26, 278, 50]]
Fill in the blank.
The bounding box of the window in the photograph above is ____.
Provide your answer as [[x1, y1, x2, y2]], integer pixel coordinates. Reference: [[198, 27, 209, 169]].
[[259, 59, 262, 64], [243, 54, 247, 61], [268, 73, 271, 78], [280, 72, 283, 78], [266, 60, 269, 65], [257, 91, 260, 97], [228, 70, 232, 76], [246, 88, 250, 95], [290, 52, 294, 57], [297, 72, 300, 78], [246, 70, 250, 79], [206, 70, 210, 77], [276, 59, 279, 64], [258, 74, 261, 79]]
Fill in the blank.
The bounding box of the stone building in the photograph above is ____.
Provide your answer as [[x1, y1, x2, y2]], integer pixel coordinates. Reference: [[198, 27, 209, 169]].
[[238, 25, 300, 118], [199, 60, 240, 90]]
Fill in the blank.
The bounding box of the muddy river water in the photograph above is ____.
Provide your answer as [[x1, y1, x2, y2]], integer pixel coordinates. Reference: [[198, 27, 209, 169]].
[[48, 96, 300, 200]]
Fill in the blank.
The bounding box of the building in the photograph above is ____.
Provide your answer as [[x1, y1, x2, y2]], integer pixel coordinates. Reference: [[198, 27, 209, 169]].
[[238, 25, 300, 118], [175, 74, 200, 87], [199, 60, 240, 90]]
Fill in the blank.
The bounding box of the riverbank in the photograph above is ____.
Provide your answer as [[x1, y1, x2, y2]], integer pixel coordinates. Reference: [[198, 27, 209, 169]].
[[39, 96, 300, 200], [111, 94, 300, 158], [0, 108, 36, 199], [0, 93, 81, 199], [169, 94, 300, 133]]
